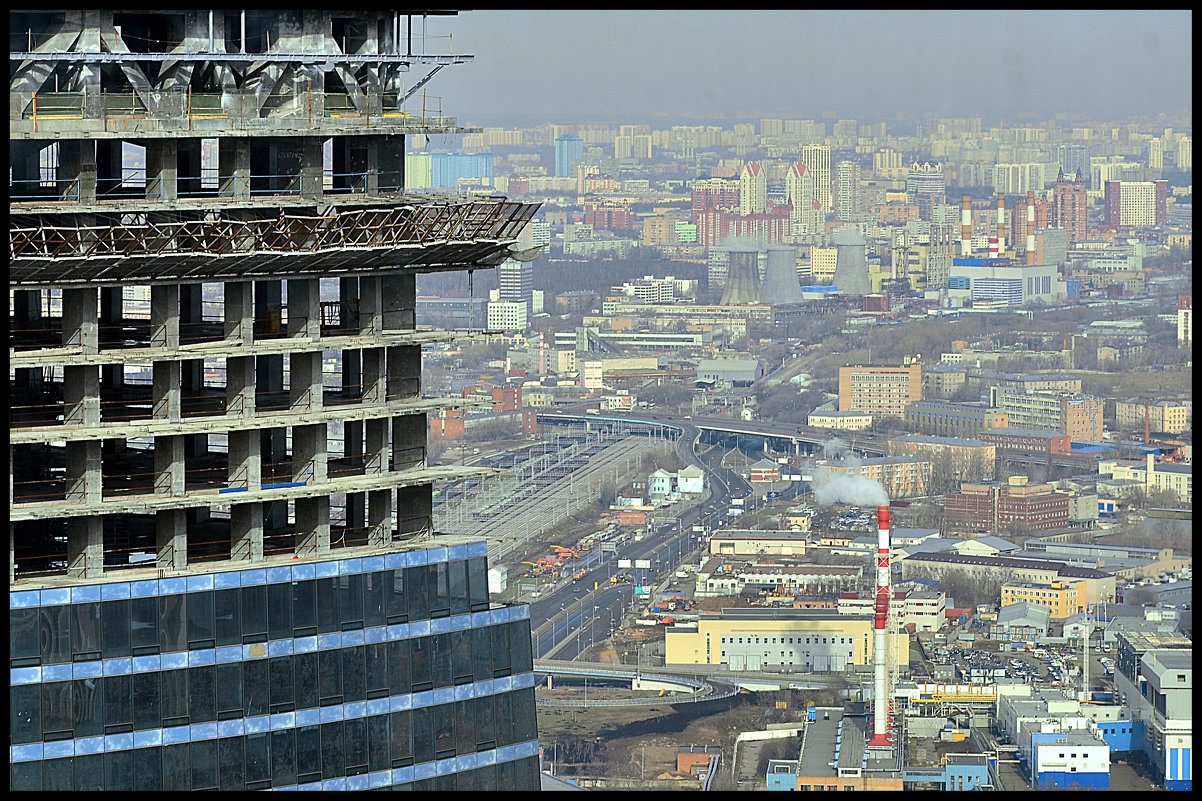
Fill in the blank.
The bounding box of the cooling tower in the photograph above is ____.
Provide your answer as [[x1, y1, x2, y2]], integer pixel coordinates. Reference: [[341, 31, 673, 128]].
[[832, 228, 871, 295], [719, 248, 765, 305], [762, 246, 805, 304]]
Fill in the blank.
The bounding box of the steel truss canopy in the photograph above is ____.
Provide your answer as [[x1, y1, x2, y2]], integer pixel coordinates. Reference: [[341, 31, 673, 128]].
[[9, 199, 541, 287]]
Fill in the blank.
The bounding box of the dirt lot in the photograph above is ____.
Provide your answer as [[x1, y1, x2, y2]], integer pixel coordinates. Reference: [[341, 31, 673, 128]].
[[537, 688, 815, 787]]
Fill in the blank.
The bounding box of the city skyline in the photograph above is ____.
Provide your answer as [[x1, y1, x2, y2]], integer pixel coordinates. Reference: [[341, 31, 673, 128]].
[[430, 10, 1192, 126]]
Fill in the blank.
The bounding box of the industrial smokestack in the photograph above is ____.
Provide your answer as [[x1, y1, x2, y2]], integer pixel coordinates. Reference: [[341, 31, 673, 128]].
[[960, 195, 972, 255], [996, 194, 1005, 252], [868, 504, 893, 747], [1026, 191, 1037, 265]]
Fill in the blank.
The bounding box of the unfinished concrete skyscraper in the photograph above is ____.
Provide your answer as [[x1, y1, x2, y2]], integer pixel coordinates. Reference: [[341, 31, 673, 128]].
[[10, 10, 542, 792]]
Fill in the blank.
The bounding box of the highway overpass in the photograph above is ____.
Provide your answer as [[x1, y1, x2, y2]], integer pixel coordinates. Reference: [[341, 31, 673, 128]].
[[536, 412, 888, 456]]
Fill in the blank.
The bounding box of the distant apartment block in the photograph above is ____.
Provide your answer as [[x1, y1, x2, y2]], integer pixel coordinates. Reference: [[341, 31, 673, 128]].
[[838, 362, 923, 418], [904, 401, 1010, 438], [992, 390, 1104, 441], [820, 456, 933, 498], [885, 434, 996, 481], [1114, 400, 1190, 435]]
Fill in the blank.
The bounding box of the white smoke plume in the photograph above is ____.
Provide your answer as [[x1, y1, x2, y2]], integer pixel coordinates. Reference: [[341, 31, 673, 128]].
[[810, 465, 889, 508], [718, 235, 762, 252], [822, 438, 850, 460]]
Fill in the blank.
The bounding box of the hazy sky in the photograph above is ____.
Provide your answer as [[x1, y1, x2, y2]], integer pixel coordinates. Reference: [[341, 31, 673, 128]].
[[421, 10, 1192, 126]]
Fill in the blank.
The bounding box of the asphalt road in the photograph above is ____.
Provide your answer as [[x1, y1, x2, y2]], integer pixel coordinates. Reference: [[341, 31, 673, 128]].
[[526, 417, 807, 660]]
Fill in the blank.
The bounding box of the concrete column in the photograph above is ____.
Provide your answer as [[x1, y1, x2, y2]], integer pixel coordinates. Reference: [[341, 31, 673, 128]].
[[381, 274, 416, 330], [145, 139, 179, 202], [225, 356, 255, 418], [156, 509, 187, 570], [230, 503, 264, 562], [228, 429, 261, 491], [57, 139, 97, 204], [295, 497, 330, 555], [377, 135, 405, 192], [365, 417, 389, 474], [367, 489, 392, 546], [386, 345, 420, 399], [391, 414, 425, 471], [332, 137, 368, 193], [153, 360, 181, 420], [218, 138, 251, 201], [395, 484, 431, 538], [150, 284, 180, 349], [292, 423, 327, 485], [358, 275, 383, 336], [289, 351, 321, 412], [64, 366, 100, 426], [154, 435, 186, 495], [287, 277, 321, 339], [361, 348, 386, 406], [363, 138, 379, 196], [64, 441, 101, 505], [299, 136, 324, 201], [67, 516, 104, 579], [62, 287, 98, 352], [223, 281, 254, 343]]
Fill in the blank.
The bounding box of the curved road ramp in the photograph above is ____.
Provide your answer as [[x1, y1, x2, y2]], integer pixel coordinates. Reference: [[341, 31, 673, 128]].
[[533, 659, 740, 707]]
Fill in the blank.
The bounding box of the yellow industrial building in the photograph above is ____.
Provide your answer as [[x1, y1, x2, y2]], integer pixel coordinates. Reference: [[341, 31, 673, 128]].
[[665, 608, 908, 673]]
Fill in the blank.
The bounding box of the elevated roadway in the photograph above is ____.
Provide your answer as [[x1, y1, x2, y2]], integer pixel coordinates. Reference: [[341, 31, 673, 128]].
[[536, 411, 887, 456], [532, 658, 741, 707]]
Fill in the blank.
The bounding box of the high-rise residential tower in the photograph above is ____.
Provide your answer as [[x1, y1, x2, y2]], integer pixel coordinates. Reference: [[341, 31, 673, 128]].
[[1052, 169, 1088, 245], [9, 9, 542, 792], [800, 144, 832, 213], [554, 134, 584, 178], [739, 161, 767, 216]]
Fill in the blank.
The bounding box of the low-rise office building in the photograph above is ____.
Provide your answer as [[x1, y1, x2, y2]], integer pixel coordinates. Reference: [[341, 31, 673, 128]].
[[694, 558, 862, 598], [886, 434, 996, 482], [904, 400, 1010, 438], [837, 589, 947, 632], [708, 530, 811, 557], [900, 552, 1117, 605], [665, 609, 907, 673], [818, 456, 933, 498], [1001, 579, 1087, 619], [1098, 454, 1192, 504], [944, 476, 1071, 535]]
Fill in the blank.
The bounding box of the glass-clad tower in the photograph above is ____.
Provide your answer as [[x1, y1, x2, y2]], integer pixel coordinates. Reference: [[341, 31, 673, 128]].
[[9, 9, 541, 791]]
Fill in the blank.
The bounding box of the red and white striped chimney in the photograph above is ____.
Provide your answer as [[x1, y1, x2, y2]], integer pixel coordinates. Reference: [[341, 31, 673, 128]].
[[996, 194, 1006, 253], [1026, 191, 1037, 265], [868, 504, 893, 747], [960, 195, 972, 256]]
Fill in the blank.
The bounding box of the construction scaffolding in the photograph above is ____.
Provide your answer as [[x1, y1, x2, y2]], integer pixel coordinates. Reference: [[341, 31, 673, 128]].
[[8, 9, 540, 584]]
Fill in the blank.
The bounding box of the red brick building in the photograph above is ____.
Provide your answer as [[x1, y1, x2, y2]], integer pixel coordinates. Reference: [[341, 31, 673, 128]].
[[944, 477, 1070, 534], [978, 427, 1072, 455]]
